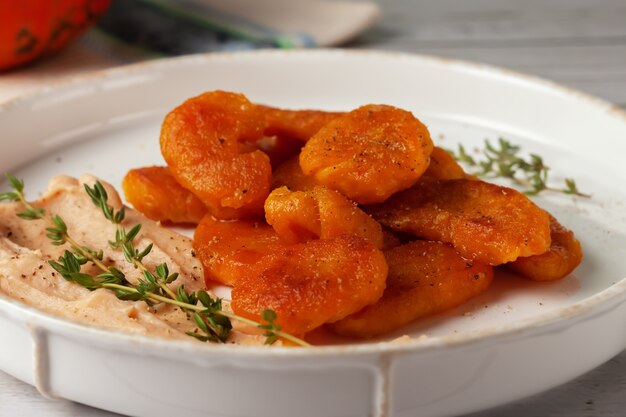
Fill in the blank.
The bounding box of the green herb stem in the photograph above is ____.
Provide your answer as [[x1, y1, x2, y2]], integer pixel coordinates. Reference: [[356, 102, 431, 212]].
[[6, 184, 110, 273], [2, 174, 310, 347], [134, 259, 178, 300], [217, 309, 312, 347], [64, 234, 111, 273], [102, 283, 310, 346], [446, 138, 590, 198]]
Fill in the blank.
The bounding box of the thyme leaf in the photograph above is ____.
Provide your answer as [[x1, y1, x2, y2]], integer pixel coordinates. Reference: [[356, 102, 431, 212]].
[[258, 309, 281, 345], [446, 138, 590, 198], [2, 176, 310, 347]]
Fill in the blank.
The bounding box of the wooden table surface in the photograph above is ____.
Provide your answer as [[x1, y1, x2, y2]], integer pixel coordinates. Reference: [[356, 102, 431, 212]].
[[1, 1, 625, 416]]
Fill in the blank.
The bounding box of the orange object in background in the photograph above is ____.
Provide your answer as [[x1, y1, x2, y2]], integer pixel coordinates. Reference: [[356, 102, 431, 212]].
[[0, 0, 111, 71]]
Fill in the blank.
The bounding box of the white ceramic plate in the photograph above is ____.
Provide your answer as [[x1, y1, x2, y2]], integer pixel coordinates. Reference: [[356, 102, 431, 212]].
[[0, 50, 625, 417]]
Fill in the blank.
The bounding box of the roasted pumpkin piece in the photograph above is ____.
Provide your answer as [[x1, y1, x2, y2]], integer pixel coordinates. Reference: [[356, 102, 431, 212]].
[[272, 155, 319, 192], [299, 104, 434, 204], [329, 240, 494, 338], [381, 228, 402, 251], [160, 91, 271, 219], [231, 235, 388, 335], [122, 166, 207, 224], [423, 146, 467, 180], [368, 178, 551, 265], [264, 186, 319, 243], [260, 105, 341, 142], [193, 215, 284, 286], [255, 135, 303, 169], [506, 214, 582, 281], [265, 186, 384, 249]]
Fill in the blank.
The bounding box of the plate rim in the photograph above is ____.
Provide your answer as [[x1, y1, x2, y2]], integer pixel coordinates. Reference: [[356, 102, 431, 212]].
[[1, 278, 625, 359]]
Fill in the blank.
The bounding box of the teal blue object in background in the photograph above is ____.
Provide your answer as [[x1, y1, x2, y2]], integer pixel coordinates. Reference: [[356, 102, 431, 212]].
[[97, 0, 316, 55]]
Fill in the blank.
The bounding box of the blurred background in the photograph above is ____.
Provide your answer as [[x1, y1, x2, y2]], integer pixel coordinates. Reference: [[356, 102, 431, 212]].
[[1, 0, 626, 109]]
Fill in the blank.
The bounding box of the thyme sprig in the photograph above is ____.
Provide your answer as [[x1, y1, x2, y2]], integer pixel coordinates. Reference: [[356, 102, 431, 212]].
[[447, 138, 590, 197], [1, 174, 309, 347]]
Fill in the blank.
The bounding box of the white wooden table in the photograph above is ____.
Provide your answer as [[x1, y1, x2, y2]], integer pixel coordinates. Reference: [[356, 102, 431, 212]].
[[1, 1, 625, 416]]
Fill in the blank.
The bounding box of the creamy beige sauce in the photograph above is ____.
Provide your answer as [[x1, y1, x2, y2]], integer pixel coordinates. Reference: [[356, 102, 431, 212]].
[[0, 176, 266, 345]]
